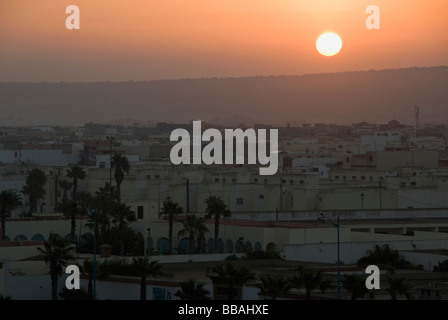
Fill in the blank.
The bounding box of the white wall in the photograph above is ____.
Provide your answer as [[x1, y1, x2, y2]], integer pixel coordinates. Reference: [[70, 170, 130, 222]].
[[1, 261, 70, 300], [283, 239, 448, 267], [20, 150, 78, 166]]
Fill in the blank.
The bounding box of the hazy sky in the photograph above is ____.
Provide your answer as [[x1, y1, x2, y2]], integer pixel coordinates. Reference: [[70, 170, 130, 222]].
[[1, 0, 447, 82]]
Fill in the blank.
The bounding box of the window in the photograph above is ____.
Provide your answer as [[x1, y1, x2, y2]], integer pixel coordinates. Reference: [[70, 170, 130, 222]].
[[290, 180, 294, 185], [259, 195, 264, 199], [137, 206, 143, 219], [215, 178, 219, 183], [236, 198, 244, 205]]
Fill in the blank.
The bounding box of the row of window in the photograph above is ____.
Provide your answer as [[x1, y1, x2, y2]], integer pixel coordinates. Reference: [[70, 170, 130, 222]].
[[148, 237, 264, 255], [3, 233, 266, 256], [213, 177, 304, 185], [334, 175, 375, 181], [332, 175, 418, 186]]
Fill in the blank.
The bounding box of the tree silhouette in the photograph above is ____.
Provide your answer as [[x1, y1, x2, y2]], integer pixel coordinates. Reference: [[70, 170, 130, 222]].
[[22, 168, 46, 213], [79, 259, 109, 299], [386, 275, 413, 300], [341, 273, 369, 300], [132, 257, 165, 300], [37, 233, 75, 300], [112, 154, 130, 202], [58, 197, 82, 243], [177, 214, 208, 254], [58, 179, 73, 200], [289, 266, 333, 300], [0, 190, 22, 240], [205, 195, 231, 253], [255, 274, 290, 300], [174, 279, 211, 300], [66, 165, 87, 201], [159, 198, 183, 255], [208, 262, 255, 300]]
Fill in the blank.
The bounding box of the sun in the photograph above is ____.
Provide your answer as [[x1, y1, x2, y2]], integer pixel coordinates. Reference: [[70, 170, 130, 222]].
[[316, 32, 342, 57]]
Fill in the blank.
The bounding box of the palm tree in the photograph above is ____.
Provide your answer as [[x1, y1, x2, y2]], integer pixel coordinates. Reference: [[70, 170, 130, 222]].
[[357, 244, 411, 270], [76, 191, 94, 216], [37, 233, 75, 300], [58, 197, 81, 243], [205, 195, 231, 253], [58, 179, 73, 199], [86, 184, 118, 245], [159, 198, 183, 255], [0, 190, 22, 241], [386, 275, 413, 300], [177, 214, 209, 254], [290, 266, 333, 300], [22, 168, 46, 213], [66, 165, 87, 201], [132, 257, 165, 300], [208, 262, 255, 300], [110, 202, 136, 255], [341, 273, 369, 300], [174, 278, 211, 300], [79, 259, 109, 299], [255, 274, 291, 300], [112, 154, 130, 202]]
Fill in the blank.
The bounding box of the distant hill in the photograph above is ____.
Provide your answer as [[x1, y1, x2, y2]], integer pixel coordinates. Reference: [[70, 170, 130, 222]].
[[1, 66, 447, 127]]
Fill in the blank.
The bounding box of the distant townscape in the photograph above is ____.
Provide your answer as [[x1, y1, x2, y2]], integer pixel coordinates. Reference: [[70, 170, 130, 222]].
[[1, 118, 448, 300]]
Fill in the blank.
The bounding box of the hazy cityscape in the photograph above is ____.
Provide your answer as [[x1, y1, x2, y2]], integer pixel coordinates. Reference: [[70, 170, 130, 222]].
[[1, 113, 448, 300], [1, 0, 448, 306]]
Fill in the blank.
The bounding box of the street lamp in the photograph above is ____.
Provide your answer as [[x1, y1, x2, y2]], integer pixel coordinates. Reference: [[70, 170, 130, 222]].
[[319, 213, 340, 300]]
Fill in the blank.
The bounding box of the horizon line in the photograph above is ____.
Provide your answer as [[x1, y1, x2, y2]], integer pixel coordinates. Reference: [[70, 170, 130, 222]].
[[1, 65, 447, 84]]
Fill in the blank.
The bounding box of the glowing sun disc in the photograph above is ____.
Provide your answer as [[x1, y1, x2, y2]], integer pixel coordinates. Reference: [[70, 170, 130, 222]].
[[316, 32, 342, 56]]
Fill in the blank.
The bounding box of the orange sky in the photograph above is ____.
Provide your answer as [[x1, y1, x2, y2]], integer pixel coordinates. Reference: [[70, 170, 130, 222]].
[[1, 0, 447, 81]]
